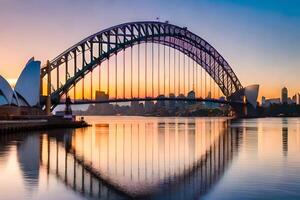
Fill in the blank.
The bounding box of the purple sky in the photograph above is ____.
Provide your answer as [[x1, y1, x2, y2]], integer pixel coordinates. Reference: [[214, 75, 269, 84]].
[[0, 0, 299, 98]]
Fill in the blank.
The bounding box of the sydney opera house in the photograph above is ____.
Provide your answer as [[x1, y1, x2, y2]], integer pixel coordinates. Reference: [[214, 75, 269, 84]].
[[0, 58, 44, 117]]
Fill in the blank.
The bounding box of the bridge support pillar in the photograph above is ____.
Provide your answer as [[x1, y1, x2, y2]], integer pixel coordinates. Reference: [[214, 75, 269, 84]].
[[46, 60, 51, 115]]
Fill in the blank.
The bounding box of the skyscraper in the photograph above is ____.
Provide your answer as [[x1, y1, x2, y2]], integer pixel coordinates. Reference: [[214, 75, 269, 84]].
[[94, 91, 114, 114], [281, 87, 288, 104]]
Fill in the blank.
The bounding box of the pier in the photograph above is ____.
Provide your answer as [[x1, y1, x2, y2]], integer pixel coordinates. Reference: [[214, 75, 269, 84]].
[[0, 116, 89, 133]]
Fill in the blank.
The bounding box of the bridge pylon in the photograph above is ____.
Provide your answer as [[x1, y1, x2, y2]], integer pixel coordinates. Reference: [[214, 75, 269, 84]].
[[46, 60, 51, 115]]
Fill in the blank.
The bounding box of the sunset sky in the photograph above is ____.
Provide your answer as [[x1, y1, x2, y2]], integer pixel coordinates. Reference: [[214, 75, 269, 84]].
[[0, 0, 299, 100]]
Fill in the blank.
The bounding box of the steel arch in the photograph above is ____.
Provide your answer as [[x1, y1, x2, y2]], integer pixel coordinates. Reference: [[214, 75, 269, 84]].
[[41, 21, 243, 104]]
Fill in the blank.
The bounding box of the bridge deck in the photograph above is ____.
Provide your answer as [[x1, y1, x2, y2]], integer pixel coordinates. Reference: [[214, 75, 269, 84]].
[[58, 97, 235, 105]]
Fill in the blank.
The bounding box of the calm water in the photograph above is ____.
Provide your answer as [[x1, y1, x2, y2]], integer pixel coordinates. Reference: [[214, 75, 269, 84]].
[[0, 117, 300, 200]]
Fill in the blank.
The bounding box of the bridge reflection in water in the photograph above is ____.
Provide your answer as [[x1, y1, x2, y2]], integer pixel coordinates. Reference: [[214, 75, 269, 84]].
[[40, 117, 239, 199]]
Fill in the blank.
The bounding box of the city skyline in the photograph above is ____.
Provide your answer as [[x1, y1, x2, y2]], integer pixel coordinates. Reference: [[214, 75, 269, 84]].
[[1, 0, 300, 100]]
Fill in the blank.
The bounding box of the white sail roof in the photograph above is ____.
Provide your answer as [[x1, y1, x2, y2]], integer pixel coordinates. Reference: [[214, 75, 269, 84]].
[[0, 75, 14, 105], [14, 58, 41, 107], [244, 85, 259, 108]]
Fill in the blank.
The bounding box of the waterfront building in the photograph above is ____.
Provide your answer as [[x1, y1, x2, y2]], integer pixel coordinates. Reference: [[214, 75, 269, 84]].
[[145, 100, 155, 113], [168, 93, 176, 109], [292, 95, 297, 104], [0, 58, 40, 107], [292, 93, 300, 105], [130, 101, 144, 115], [187, 90, 196, 99], [131, 101, 139, 110], [187, 90, 196, 105], [262, 98, 281, 107], [0, 75, 14, 106], [281, 87, 288, 104], [287, 97, 295, 105], [0, 58, 43, 116], [156, 95, 166, 109], [176, 94, 186, 110]]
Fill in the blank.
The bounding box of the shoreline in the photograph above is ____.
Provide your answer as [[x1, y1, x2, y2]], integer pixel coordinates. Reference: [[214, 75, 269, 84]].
[[75, 114, 300, 119], [0, 116, 90, 134], [1, 115, 299, 134]]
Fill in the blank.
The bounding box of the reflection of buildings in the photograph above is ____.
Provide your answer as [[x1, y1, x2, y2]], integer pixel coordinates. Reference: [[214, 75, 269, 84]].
[[2, 118, 300, 199], [282, 127, 288, 156], [282, 119, 288, 156], [243, 122, 258, 155], [17, 134, 40, 191]]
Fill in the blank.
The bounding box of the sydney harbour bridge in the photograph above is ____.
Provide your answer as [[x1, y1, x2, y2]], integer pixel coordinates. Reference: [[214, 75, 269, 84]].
[[40, 21, 259, 117]]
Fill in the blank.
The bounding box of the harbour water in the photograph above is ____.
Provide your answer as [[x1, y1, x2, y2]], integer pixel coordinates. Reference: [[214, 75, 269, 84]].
[[0, 116, 300, 200]]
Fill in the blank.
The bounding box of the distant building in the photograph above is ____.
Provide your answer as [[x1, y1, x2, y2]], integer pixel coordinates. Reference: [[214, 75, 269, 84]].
[[176, 94, 186, 110], [130, 101, 139, 110], [145, 100, 154, 113], [138, 103, 145, 114], [287, 97, 295, 105], [292, 95, 297, 104], [262, 96, 266, 105], [168, 93, 176, 109], [187, 90, 195, 99], [281, 87, 288, 104], [156, 95, 166, 109], [187, 90, 196, 105], [130, 101, 144, 115], [95, 91, 109, 101], [292, 93, 300, 105], [94, 91, 114, 115], [262, 98, 281, 107]]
